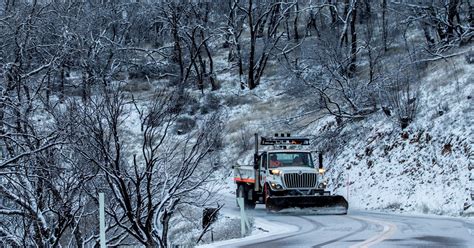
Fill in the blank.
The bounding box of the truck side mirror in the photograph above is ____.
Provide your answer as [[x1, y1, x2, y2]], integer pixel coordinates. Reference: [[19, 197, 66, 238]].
[[318, 153, 323, 169]]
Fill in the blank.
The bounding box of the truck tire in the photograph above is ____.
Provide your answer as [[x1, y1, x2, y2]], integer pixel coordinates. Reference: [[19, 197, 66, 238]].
[[264, 183, 272, 211], [237, 185, 256, 210]]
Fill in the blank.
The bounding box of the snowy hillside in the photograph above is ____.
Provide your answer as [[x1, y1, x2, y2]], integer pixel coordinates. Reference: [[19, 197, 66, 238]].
[[325, 53, 473, 215], [216, 48, 473, 217]]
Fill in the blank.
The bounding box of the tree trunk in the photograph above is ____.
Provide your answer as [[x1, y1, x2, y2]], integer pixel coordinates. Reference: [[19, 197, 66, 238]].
[[257, 14, 267, 38], [348, 0, 357, 77], [360, 0, 371, 23], [429, 6, 446, 41], [293, 2, 299, 40], [81, 70, 91, 102], [381, 0, 387, 51], [190, 30, 204, 93], [46, 70, 51, 103], [340, 0, 350, 47], [285, 5, 290, 40], [470, 1, 474, 28], [146, 239, 159, 248], [73, 223, 84, 248], [421, 21, 435, 49], [60, 64, 65, 102], [267, 3, 280, 38], [446, 0, 459, 39], [172, 15, 184, 82], [201, 30, 218, 90], [248, 0, 256, 90], [329, 0, 338, 26], [5, 0, 10, 12], [366, 15, 374, 84], [237, 42, 244, 89]]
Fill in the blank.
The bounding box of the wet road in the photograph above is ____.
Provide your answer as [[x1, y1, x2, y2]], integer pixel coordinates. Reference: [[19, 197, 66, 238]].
[[209, 202, 474, 248]]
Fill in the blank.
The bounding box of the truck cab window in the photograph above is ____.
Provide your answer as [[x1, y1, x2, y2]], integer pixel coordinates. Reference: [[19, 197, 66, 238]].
[[261, 153, 268, 169]]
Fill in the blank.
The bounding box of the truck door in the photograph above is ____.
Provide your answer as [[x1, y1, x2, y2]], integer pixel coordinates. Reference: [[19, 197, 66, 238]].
[[260, 152, 267, 187]]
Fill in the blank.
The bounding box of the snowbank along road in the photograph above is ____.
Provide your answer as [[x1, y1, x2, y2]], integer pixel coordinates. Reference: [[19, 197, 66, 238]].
[[202, 198, 474, 248]]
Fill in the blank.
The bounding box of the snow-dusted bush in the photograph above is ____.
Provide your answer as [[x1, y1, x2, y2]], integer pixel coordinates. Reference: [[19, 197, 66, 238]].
[[168, 205, 252, 246], [204, 216, 252, 243], [175, 115, 196, 134], [385, 202, 402, 210], [121, 81, 153, 92], [201, 93, 221, 114], [383, 66, 420, 129], [224, 94, 252, 107], [465, 50, 474, 64]]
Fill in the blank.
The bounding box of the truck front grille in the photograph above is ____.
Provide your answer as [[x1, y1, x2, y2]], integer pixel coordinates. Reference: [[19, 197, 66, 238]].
[[283, 173, 317, 188]]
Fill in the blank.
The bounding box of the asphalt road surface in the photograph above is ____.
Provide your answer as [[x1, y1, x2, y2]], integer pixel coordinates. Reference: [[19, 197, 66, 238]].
[[210, 199, 474, 248]]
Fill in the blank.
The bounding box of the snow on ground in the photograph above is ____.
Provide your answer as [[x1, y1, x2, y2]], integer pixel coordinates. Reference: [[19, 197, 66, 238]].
[[319, 52, 474, 216], [197, 215, 299, 248], [213, 48, 473, 219]]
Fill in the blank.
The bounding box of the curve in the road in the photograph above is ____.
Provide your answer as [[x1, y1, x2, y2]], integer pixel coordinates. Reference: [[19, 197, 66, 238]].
[[311, 215, 369, 248], [348, 216, 397, 248]]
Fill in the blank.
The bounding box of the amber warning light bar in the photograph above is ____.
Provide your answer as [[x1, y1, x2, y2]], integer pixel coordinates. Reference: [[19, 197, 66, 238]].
[[260, 136, 310, 146]]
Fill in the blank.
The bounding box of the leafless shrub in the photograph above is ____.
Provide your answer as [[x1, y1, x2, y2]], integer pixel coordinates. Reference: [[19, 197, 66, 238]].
[[382, 65, 420, 129], [385, 202, 402, 210], [237, 125, 253, 154], [421, 203, 430, 214], [129, 64, 155, 80], [466, 50, 474, 64], [224, 94, 252, 108], [121, 81, 153, 92], [175, 115, 196, 135], [212, 217, 252, 241], [201, 93, 221, 114]]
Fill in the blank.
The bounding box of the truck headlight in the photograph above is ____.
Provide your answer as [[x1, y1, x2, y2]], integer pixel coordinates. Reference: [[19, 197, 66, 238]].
[[271, 183, 283, 190], [270, 169, 281, 176], [318, 182, 327, 189], [318, 168, 325, 174]]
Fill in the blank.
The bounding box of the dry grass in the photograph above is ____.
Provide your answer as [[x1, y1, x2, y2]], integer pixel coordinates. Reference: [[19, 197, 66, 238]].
[[422, 49, 471, 90]]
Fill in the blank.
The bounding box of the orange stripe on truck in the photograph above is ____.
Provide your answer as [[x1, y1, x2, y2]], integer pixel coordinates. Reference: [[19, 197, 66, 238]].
[[234, 178, 255, 183]]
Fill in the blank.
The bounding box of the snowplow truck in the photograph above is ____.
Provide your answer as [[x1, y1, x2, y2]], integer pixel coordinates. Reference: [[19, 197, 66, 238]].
[[233, 133, 348, 214]]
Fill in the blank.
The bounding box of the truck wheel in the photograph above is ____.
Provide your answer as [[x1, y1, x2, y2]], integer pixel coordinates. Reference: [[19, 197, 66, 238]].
[[246, 196, 256, 210], [264, 183, 272, 210], [237, 185, 256, 210]]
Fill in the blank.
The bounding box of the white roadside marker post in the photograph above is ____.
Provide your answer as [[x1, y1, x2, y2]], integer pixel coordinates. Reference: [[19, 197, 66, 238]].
[[237, 197, 251, 238], [237, 198, 245, 237], [346, 174, 350, 202], [99, 193, 106, 248]]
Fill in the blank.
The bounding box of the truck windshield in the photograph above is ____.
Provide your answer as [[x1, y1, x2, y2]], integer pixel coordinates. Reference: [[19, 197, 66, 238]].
[[268, 152, 313, 168]]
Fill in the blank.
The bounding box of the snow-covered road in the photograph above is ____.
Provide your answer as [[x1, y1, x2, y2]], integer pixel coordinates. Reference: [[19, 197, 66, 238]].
[[202, 195, 474, 248]]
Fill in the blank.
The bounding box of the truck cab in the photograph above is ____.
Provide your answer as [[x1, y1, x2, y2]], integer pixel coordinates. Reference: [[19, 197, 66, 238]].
[[258, 150, 327, 196], [234, 133, 348, 213]]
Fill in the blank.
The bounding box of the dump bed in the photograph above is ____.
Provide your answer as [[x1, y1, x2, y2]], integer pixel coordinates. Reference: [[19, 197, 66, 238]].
[[233, 165, 255, 184]]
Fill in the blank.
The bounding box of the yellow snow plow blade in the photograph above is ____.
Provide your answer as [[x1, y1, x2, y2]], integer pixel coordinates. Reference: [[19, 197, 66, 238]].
[[266, 195, 348, 214]]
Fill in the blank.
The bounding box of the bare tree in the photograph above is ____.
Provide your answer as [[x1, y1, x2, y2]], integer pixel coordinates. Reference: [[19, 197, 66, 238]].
[[228, 0, 296, 89], [0, 2, 98, 246], [74, 86, 222, 247], [395, 0, 472, 52]]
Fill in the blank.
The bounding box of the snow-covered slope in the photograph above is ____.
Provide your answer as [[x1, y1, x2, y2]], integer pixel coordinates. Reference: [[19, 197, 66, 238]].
[[323, 53, 473, 216], [217, 50, 473, 217]]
